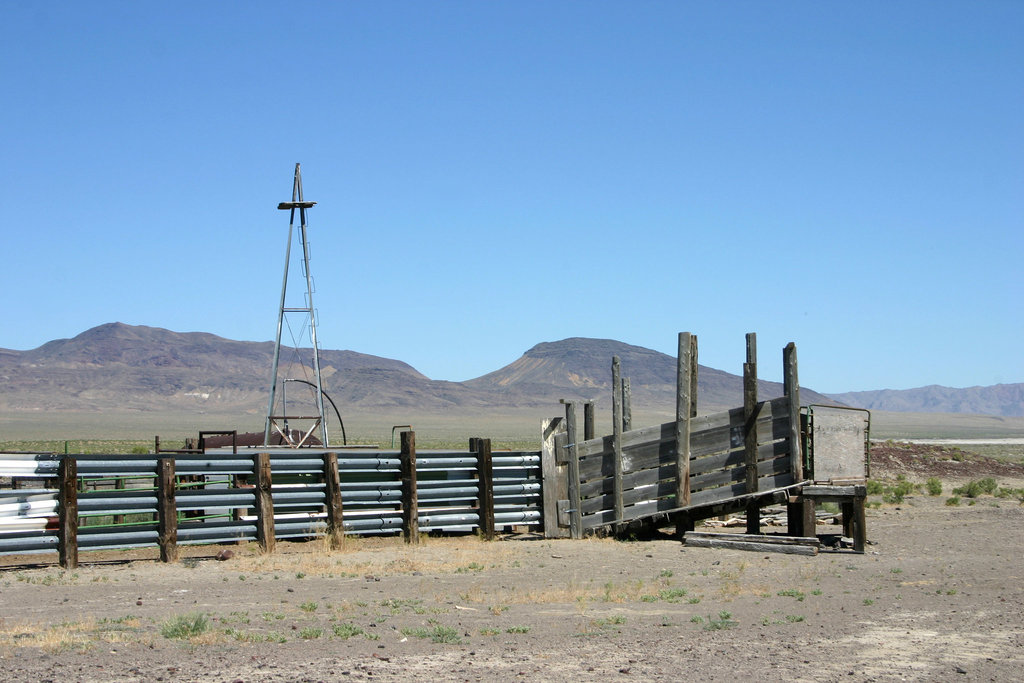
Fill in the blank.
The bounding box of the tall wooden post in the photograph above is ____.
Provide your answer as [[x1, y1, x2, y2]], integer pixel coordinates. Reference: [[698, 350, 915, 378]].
[[744, 333, 761, 535], [157, 457, 178, 563], [612, 357, 624, 531], [783, 342, 804, 482], [323, 452, 345, 548], [475, 438, 495, 540], [563, 401, 583, 539], [689, 334, 699, 418], [254, 452, 276, 554], [58, 456, 78, 570], [583, 401, 596, 441], [675, 333, 693, 516], [400, 431, 419, 544], [622, 377, 632, 432]]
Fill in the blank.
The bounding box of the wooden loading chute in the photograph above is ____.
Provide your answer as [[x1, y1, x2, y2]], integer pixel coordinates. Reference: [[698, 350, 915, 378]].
[[542, 331, 862, 548]]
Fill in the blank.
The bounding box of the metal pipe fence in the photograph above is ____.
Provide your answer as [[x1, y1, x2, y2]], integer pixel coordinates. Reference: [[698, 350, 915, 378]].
[[0, 439, 544, 565]]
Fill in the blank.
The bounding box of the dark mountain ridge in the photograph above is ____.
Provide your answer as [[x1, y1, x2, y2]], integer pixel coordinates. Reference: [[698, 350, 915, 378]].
[[2, 323, 1018, 418], [0, 324, 820, 415]]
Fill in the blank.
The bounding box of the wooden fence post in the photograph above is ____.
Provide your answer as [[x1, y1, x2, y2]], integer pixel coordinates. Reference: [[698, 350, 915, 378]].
[[157, 457, 178, 563], [675, 333, 693, 524], [323, 452, 345, 549], [690, 334, 699, 418], [622, 377, 632, 432], [540, 417, 568, 538], [58, 456, 78, 570], [113, 477, 125, 526], [400, 431, 419, 544], [784, 342, 804, 482], [476, 438, 495, 540], [612, 357, 624, 531], [583, 401, 595, 441], [563, 401, 583, 539], [744, 333, 761, 535], [801, 496, 817, 539], [254, 452, 275, 554]]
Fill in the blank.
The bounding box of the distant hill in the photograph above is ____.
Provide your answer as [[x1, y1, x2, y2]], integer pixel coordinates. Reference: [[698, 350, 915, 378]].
[[4, 323, 1017, 421], [0, 322, 429, 413], [0, 324, 838, 418], [827, 384, 1024, 417], [465, 337, 838, 412]]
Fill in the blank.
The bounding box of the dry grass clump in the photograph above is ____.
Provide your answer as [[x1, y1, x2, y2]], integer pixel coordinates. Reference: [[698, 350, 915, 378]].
[[0, 615, 148, 652], [229, 534, 523, 578]]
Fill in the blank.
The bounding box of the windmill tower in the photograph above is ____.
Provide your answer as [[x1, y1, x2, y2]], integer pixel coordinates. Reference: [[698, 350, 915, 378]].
[[263, 163, 329, 447]]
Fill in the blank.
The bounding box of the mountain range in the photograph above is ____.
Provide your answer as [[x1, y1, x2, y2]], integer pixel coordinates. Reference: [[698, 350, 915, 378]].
[[1, 323, 1020, 418]]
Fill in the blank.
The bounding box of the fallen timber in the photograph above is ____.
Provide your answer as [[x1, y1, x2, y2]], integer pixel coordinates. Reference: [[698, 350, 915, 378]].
[[683, 531, 821, 556]]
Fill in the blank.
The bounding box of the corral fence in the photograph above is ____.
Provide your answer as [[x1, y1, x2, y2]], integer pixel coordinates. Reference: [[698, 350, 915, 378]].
[[546, 333, 817, 540], [1, 435, 543, 568]]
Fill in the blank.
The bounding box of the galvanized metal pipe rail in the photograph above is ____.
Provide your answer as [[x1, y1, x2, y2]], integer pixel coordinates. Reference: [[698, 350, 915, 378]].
[[1, 439, 544, 566]]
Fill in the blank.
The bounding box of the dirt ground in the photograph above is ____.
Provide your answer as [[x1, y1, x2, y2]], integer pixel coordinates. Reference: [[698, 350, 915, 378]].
[[2, 457, 1023, 682]]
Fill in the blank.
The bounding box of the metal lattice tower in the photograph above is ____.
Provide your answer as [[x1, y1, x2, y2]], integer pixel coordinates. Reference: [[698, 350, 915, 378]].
[[264, 163, 329, 447]]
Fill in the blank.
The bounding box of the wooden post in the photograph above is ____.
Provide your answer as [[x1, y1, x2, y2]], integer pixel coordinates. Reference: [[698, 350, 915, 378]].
[[622, 377, 632, 432], [540, 417, 568, 538], [787, 495, 803, 536], [476, 438, 495, 540], [113, 477, 125, 526], [583, 401, 595, 441], [690, 334, 699, 418], [254, 452, 275, 554], [801, 496, 817, 539], [323, 452, 345, 549], [783, 342, 804, 482], [612, 356, 624, 531], [400, 431, 419, 544], [675, 333, 693, 523], [840, 492, 867, 552], [554, 431, 570, 530], [744, 333, 761, 535], [852, 495, 866, 552], [564, 401, 583, 539], [157, 457, 178, 562], [57, 456, 78, 570]]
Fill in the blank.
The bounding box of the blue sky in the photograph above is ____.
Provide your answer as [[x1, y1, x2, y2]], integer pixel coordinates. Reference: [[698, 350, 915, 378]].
[[2, 1, 1021, 393]]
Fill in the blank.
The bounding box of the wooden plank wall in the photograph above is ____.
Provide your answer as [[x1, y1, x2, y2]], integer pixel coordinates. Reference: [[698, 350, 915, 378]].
[[572, 396, 795, 530]]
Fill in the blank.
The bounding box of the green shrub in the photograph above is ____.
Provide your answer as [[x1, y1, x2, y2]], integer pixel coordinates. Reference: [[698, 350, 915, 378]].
[[703, 611, 737, 631], [161, 612, 210, 639], [945, 496, 960, 506], [866, 479, 884, 495], [332, 623, 365, 639], [882, 489, 905, 505], [777, 589, 806, 601], [893, 480, 915, 498], [402, 624, 462, 644], [925, 477, 943, 496], [953, 478, 998, 498]]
